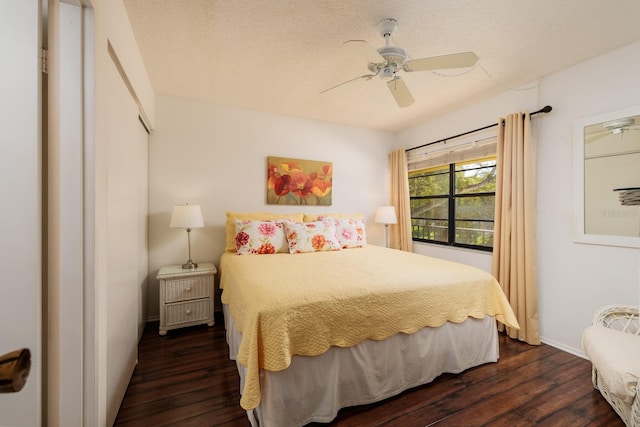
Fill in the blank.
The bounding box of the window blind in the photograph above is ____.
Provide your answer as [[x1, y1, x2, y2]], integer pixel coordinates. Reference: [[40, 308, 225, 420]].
[[407, 131, 497, 172]]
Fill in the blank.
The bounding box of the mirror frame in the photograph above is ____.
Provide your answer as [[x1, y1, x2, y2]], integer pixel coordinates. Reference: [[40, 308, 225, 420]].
[[573, 105, 640, 248]]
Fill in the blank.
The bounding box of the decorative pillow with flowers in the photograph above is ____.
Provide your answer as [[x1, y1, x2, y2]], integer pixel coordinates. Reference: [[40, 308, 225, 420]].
[[332, 218, 367, 248], [284, 220, 342, 254], [225, 211, 304, 252], [234, 220, 288, 255]]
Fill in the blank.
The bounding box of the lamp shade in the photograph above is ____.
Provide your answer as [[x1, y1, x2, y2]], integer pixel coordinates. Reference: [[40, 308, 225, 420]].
[[170, 204, 204, 229], [375, 206, 397, 225]]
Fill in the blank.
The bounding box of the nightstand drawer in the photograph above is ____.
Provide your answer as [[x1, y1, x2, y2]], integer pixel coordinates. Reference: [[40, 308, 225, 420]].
[[164, 299, 210, 326], [164, 276, 212, 303]]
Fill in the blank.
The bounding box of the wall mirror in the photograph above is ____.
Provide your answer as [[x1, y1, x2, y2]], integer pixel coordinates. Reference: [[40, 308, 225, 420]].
[[573, 105, 640, 248]]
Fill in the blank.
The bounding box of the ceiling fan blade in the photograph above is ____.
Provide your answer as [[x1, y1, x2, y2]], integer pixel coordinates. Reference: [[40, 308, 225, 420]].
[[404, 51, 478, 72], [344, 40, 385, 63], [386, 77, 414, 107], [319, 73, 376, 94]]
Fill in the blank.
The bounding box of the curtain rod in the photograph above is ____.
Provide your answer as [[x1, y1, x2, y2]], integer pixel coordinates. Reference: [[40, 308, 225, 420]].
[[405, 105, 553, 153]]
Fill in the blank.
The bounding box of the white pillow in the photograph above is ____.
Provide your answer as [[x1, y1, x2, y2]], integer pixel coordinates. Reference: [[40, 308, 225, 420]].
[[284, 220, 341, 254]]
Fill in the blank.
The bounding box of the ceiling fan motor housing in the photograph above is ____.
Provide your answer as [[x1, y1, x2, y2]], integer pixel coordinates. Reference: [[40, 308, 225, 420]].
[[377, 46, 408, 68], [368, 45, 408, 80], [368, 18, 407, 80]]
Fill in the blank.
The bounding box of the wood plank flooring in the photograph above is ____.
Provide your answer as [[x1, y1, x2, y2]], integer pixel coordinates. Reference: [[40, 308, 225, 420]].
[[114, 315, 623, 427]]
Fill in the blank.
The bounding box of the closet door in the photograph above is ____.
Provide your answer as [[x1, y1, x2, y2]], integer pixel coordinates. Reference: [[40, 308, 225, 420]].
[[0, 1, 42, 426], [137, 119, 149, 340], [105, 53, 147, 425]]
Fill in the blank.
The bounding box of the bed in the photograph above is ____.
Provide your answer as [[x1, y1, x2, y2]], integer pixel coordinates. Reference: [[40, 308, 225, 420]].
[[220, 213, 519, 427]]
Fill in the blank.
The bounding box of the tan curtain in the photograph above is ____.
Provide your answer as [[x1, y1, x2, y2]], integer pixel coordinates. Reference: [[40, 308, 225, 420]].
[[390, 149, 413, 252], [492, 112, 540, 345]]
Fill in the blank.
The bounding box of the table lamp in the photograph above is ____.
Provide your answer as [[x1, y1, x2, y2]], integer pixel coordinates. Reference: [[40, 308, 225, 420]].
[[375, 206, 397, 248], [170, 203, 204, 269]]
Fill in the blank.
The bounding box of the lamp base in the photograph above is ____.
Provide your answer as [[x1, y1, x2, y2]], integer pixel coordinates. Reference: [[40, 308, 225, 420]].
[[385, 223, 390, 248], [181, 260, 198, 269]]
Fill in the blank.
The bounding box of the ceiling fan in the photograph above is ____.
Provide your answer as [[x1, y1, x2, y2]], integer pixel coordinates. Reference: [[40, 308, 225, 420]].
[[585, 116, 640, 144], [321, 18, 479, 108]]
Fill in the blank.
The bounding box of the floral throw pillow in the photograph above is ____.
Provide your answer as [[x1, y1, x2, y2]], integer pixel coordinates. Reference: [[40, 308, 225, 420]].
[[333, 218, 367, 248], [317, 216, 367, 249], [284, 220, 341, 254], [234, 220, 288, 255]]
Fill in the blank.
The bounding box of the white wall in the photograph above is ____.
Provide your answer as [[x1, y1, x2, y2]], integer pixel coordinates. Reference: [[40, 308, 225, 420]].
[[148, 95, 395, 319], [396, 41, 640, 356], [536, 40, 640, 355]]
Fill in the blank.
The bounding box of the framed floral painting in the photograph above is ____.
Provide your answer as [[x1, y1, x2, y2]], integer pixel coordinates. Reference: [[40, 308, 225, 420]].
[[267, 156, 332, 205]]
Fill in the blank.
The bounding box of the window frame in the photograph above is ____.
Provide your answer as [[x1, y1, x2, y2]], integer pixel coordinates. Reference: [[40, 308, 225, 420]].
[[409, 159, 496, 252]]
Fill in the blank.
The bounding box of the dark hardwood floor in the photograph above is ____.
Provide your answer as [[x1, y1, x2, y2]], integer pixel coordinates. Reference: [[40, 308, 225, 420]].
[[114, 315, 623, 427]]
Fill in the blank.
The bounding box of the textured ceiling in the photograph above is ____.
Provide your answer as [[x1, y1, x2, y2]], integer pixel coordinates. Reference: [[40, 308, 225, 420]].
[[123, 0, 640, 132]]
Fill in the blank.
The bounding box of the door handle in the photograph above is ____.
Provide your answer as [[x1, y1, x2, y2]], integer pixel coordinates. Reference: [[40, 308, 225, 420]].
[[0, 348, 31, 393]]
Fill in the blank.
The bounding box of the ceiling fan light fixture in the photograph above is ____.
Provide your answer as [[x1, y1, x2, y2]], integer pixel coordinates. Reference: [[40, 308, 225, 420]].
[[379, 66, 396, 80]]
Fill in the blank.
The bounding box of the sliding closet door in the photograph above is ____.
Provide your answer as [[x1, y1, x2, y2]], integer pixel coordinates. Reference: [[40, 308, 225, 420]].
[[137, 120, 149, 340], [105, 53, 148, 425], [0, 2, 42, 425]]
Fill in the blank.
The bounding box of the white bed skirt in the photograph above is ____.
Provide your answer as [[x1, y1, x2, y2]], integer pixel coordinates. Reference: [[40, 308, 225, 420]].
[[223, 304, 498, 427]]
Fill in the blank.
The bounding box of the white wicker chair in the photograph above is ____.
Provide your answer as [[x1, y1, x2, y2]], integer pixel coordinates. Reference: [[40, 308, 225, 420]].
[[589, 305, 640, 427]]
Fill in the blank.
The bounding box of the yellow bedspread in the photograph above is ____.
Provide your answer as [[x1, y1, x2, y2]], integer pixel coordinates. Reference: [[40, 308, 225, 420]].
[[220, 245, 519, 410]]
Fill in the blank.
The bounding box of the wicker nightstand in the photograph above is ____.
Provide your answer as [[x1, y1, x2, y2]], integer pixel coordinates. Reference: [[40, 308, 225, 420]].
[[156, 263, 216, 335]]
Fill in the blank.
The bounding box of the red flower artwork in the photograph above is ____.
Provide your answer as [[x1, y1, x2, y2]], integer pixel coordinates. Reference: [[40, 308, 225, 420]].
[[267, 156, 332, 205]]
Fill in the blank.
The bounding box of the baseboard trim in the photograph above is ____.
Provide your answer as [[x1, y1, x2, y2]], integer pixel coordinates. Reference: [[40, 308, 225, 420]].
[[541, 336, 587, 360]]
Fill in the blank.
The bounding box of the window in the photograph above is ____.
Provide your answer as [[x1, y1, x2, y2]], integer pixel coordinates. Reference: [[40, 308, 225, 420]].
[[409, 157, 496, 251]]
